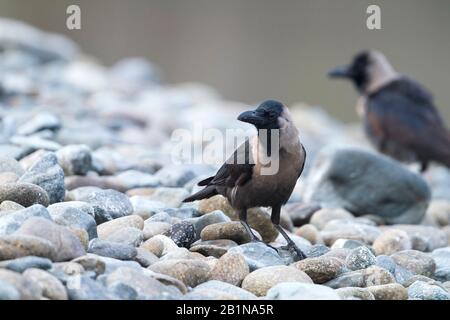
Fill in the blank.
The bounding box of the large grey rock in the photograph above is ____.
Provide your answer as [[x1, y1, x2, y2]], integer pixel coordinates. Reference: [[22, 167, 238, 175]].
[[304, 148, 430, 224], [23, 268, 68, 300], [18, 152, 65, 204]]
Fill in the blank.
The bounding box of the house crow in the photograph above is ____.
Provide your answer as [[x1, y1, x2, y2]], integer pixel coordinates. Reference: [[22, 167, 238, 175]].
[[183, 100, 307, 260], [329, 50, 450, 172]]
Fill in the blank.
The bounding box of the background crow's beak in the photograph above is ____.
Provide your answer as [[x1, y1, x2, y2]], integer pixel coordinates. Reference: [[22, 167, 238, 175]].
[[238, 110, 266, 126], [328, 65, 352, 78]]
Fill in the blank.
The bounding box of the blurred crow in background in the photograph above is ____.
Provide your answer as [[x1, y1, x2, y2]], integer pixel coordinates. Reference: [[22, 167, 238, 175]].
[[184, 100, 307, 260], [329, 50, 450, 172]]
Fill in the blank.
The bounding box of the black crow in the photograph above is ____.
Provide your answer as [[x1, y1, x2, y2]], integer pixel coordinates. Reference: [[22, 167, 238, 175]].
[[329, 50, 450, 172], [184, 100, 307, 260]]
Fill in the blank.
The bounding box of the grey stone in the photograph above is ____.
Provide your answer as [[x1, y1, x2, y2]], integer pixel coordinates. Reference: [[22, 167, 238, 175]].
[[304, 148, 430, 224], [266, 282, 341, 300], [88, 239, 137, 261], [0, 234, 57, 261], [193, 280, 257, 300], [0, 155, 24, 176], [164, 221, 196, 248], [56, 144, 92, 175], [0, 280, 21, 300], [345, 246, 377, 271], [0, 256, 52, 273], [18, 152, 65, 204], [228, 242, 286, 271], [15, 217, 85, 262], [68, 187, 133, 220], [48, 206, 97, 240], [105, 227, 144, 247], [0, 182, 49, 207], [408, 280, 450, 300], [154, 166, 195, 188]]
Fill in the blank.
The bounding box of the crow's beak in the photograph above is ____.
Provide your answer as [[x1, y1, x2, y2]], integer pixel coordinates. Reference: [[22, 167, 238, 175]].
[[237, 110, 267, 126], [328, 65, 352, 78]]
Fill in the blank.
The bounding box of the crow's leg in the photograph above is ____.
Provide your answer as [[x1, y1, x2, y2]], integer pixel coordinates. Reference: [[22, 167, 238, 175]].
[[238, 208, 276, 251], [271, 205, 307, 260]]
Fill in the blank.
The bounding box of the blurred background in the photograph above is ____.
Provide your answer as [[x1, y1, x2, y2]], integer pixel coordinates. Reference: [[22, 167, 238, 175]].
[[1, 0, 449, 122]]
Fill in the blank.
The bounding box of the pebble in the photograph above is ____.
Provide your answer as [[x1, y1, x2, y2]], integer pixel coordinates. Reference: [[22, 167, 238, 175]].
[[345, 246, 376, 271], [0, 280, 21, 300], [164, 220, 196, 248], [129, 196, 167, 219], [18, 152, 65, 204], [0, 269, 42, 299], [426, 200, 450, 227], [0, 256, 52, 273], [320, 220, 381, 245], [310, 208, 354, 230], [148, 259, 211, 288], [295, 224, 322, 245], [324, 266, 395, 289], [431, 247, 450, 281], [335, 287, 375, 300], [133, 248, 159, 267], [0, 156, 24, 176], [101, 267, 183, 299], [197, 196, 278, 242], [0, 200, 24, 212], [146, 187, 189, 208], [67, 187, 133, 220], [292, 255, 344, 284], [0, 234, 57, 260], [387, 225, 447, 251], [373, 229, 412, 255], [23, 268, 68, 300], [390, 250, 436, 277], [98, 215, 144, 239], [104, 227, 144, 247], [15, 217, 85, 261], [366, 283, 408, 300], [143, 221, 171, 240], [200, 221, 251, 244], [188, 210, 231, 239], [241, 265, 312, 296], [154, 166, 195, 188], [140, 235, 179, 257], [88, 239, 137, 260], [66, 275, 112, 300], [111, 170, 159, 189], [266, 282, 341, 300], [0, 182, 49, 207], [191, 280, 257, 300], [48, 206, 97, 240], [228, 242, 286, 271], [284, 203, 321, 227], [56, 144, 92, 176], [190, 239, 238, 258], [209, 252, 249, 286], [408, 280, 450, 300]]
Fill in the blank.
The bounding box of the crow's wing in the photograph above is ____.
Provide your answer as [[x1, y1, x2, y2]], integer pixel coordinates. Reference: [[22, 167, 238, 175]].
[[201, 139, 255, 188], [366, 77, 450, 161]]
